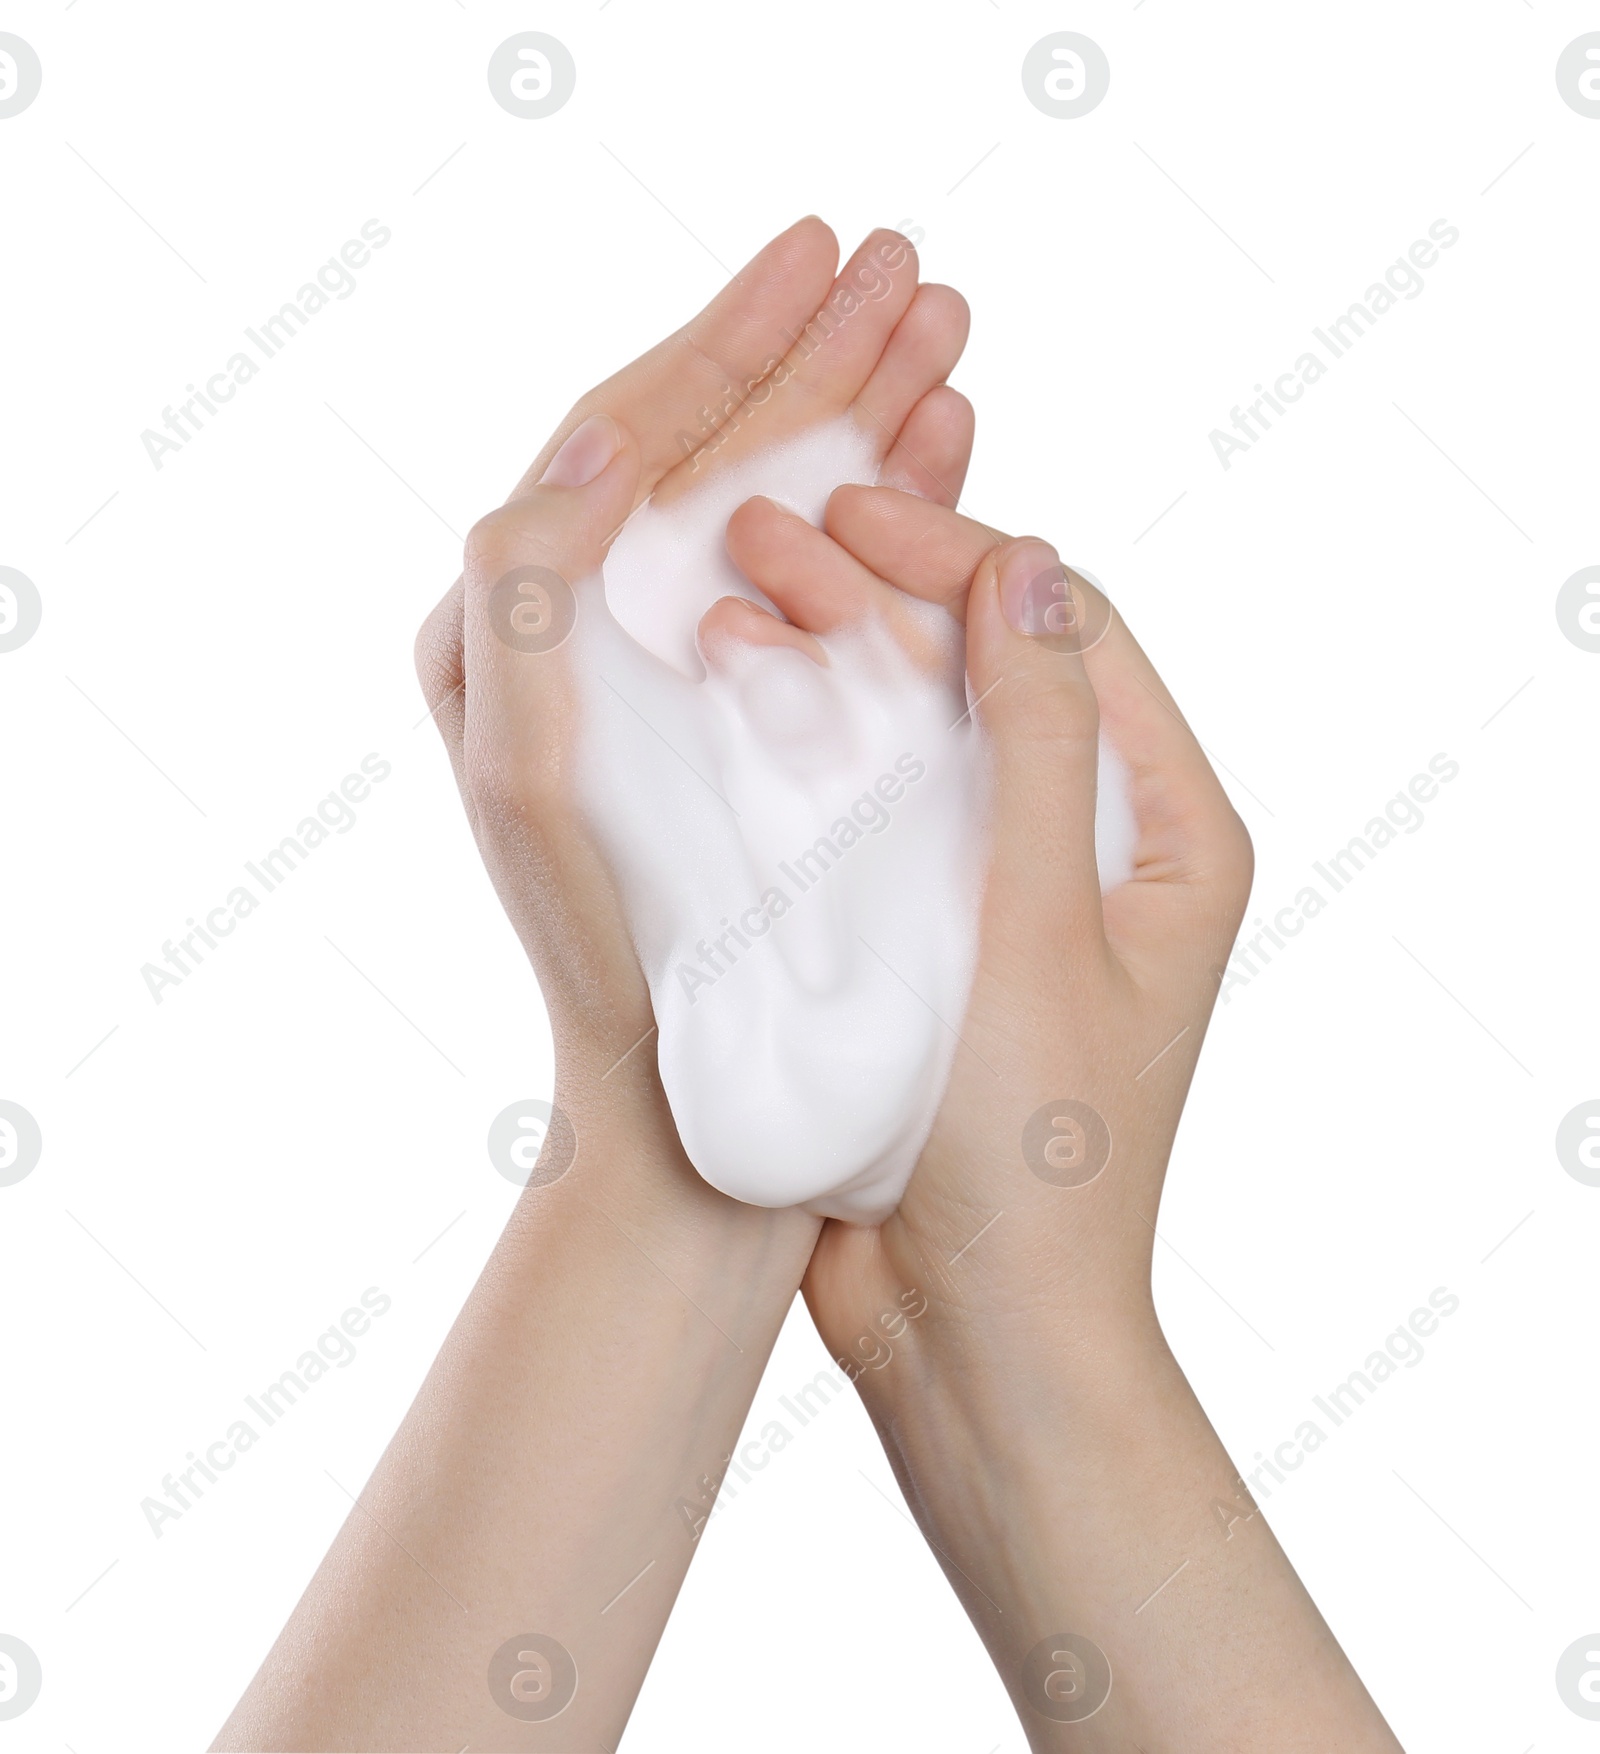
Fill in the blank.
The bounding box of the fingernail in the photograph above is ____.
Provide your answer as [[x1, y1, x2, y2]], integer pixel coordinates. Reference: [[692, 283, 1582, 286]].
[[999, 542, 1075, 640], [539, 415, 620, 488]]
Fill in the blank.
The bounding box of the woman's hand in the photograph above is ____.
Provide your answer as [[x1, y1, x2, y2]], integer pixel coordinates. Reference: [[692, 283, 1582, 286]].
[[414, 218, 975, 1173], [801, 485, 1253, 1352], [217, 221, 982, 1753], [787, 488, 1401, 1750]]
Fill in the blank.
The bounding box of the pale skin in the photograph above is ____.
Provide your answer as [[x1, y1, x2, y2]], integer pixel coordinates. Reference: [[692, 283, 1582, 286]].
[[214, 220, 1403, 1751]]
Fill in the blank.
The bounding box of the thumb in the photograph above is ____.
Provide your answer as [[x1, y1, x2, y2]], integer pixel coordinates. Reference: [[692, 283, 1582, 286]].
[[464, 414, 641, 672], [456, 414, 641, 867], [966, 536, 1108, 951], [455, 416, 648, 1033], [461, 416, 641, 801]]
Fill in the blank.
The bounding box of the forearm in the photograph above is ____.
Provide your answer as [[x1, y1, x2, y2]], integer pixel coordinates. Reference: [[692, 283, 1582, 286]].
[[858, 1308, 1402, 1751], [215, 1101, 818, 1751]]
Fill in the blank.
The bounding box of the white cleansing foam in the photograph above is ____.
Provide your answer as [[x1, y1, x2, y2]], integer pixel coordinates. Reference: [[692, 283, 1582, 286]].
[[573, 417, 1133, 1222]]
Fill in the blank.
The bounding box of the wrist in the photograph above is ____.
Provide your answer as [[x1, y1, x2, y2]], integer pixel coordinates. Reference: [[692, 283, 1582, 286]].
[[852, 1319, 1211, 1672], [860, 1297, 1173, 1464], [516, 1077, 821, 1316]]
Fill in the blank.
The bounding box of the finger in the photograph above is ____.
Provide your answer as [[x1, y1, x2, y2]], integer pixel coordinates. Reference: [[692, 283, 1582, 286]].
[[704, 382, 979, 670], [775, 228, 924, 418], [434, 218, 840, 763], [697, 595, 825, 669], [465, 417, 643, 750], [1081, 611, 1254, 971], [825, 483, 1005, 615], [829, 488, 1250, 938], [658, 229, 925, 498], [998, 564, 1252, 926], [722, 495, 901, 635], [460, 420, 650, 1014], [876, 385, 976, 508], [825, 488, 1225, 847], [966, 538, 1107, 952], [853, 284, 970, 440], [509, 215, 842, 502]]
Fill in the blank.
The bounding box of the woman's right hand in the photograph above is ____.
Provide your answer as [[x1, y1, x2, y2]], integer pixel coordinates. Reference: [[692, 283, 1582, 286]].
[[789, 487, 1399, 1750]]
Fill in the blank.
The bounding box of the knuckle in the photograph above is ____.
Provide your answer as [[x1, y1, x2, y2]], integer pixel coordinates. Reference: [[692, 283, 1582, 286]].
[[412, 617, 438, 693], [1002, 664, 1101, 753], [1207, 808, 1256, 918], [463, 503, 559, 584], [413, 589, 464, 730], [463, 504, 523, 579], [413, 601, 450, 688]]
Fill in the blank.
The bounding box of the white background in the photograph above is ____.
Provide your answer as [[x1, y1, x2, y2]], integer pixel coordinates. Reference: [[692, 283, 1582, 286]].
[[2, 2, 1597, 1749]]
